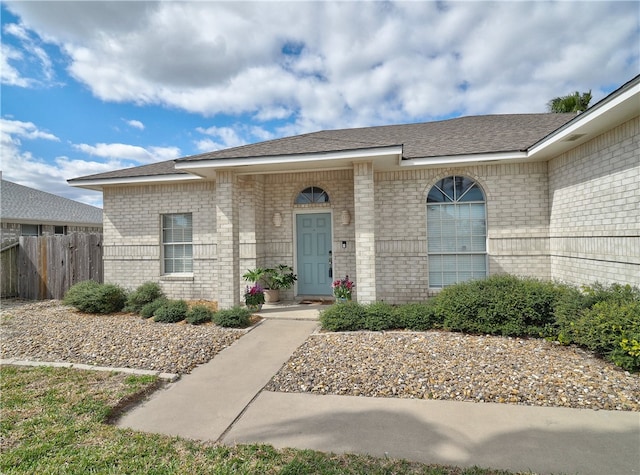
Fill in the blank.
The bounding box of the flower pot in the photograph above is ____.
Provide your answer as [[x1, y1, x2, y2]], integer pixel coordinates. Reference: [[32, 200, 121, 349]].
[[247, 303, 263, 312], [264, 289, 280, 303], [335, 297, 348, 303]]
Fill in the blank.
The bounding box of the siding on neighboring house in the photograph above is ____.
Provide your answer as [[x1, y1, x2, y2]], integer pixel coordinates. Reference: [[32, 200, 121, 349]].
[[548, 116, 640, 286]]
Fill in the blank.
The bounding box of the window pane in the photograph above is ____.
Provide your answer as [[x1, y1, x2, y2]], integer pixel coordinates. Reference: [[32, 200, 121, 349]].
[[162, 213, 193, 274], [427, 176, 486, 288]]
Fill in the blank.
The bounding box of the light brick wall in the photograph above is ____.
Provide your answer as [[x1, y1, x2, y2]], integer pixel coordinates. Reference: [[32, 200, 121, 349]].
[[216, 171, 240, 308], [353, 161, 377, 303], [374, 163, 552, 303], [102, 182, 216, 299], [548, 116, 640, 286], [262, 170, 355, 300]]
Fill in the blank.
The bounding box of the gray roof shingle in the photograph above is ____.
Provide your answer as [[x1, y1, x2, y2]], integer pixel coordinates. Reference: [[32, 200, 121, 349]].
[[69, 113, 576, 182], [1, 179, 103, 226]]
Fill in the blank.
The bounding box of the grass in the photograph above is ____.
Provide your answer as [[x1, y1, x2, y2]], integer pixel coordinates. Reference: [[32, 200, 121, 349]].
[[0, 365, 523, 475]]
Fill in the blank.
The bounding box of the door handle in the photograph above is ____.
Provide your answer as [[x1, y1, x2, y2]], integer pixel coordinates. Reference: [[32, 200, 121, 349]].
[[328, 250, 333, 278]]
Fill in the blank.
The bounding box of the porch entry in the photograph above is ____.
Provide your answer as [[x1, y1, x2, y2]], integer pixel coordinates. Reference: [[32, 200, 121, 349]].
[[296, 213, 332, 295]]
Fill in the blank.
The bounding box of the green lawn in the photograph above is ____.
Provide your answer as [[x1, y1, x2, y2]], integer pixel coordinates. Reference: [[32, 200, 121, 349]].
[[0, 366, 523, 474]]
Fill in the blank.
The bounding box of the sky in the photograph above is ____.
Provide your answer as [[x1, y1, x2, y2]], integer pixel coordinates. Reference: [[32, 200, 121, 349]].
[[1, 1, 639, 208]]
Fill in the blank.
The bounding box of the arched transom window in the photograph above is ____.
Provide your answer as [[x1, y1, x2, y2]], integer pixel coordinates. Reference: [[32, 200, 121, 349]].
[[427, 176, 487, 288], [295, 186, 330, 204]]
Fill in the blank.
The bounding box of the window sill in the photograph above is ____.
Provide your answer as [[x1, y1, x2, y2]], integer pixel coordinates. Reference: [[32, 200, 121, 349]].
[[161, 274, 194, 282]]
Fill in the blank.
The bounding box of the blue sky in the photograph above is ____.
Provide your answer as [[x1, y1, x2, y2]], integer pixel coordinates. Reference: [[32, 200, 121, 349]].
[[2, 1, 639, 208]]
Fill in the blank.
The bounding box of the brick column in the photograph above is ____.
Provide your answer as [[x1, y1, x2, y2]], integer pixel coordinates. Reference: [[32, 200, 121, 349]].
[[353, 161, 376, 303], [216, 170, 240, 308]]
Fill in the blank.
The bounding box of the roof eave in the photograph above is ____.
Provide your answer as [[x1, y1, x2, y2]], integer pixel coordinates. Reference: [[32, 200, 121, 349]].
[[67, 173, 202, 191], [175, 146, 404, 177], [528, 76, 640, 160]]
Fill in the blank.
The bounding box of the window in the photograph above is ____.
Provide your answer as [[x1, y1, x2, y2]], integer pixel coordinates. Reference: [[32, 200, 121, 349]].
[[162, 213, 193, 274], [427, 176, 487, 288], [21, 224, 41, 236], [54, 226, 67, 235], [295, 186, 330, 204]]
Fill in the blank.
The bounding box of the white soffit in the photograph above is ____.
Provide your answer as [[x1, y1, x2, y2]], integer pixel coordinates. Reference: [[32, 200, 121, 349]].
[[174, 146, 403, 176], [68, 173, 202, 191]]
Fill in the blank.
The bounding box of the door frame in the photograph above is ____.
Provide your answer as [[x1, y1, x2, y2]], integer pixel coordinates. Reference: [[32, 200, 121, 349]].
[[292, 209, 334, 297]]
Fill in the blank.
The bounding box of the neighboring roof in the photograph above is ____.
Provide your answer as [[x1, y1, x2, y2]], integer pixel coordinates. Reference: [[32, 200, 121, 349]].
[[0, 179, 103, 226]]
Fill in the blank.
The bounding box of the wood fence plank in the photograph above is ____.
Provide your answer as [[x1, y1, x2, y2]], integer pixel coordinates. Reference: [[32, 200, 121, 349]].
[[16, 234, 103, 300]]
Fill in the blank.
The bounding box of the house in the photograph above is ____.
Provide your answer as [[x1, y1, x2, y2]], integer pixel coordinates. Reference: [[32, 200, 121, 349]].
[[1, 176, 103, 245], [69, 75, 639, 308]]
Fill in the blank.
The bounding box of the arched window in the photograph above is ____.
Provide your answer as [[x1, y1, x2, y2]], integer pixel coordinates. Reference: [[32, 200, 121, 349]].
[[427, 176, 487, 288], [295, 186, 330, 204]]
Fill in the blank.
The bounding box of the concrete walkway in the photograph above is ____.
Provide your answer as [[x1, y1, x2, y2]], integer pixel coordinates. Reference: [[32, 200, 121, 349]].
[[117, 308, 640, 475]]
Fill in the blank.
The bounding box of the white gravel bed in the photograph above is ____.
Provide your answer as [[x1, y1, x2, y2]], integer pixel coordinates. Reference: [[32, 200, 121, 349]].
[[0, 300, 245, 375], [265, 331, 640, 411]]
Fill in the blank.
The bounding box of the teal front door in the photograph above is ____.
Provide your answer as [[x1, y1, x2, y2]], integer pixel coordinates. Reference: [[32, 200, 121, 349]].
[[296, 213, 332, 295]]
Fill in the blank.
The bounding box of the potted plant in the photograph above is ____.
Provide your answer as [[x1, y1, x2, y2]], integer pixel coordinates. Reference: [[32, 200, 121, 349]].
[[244, 283, 265, 312], [332, 275, 353, 302], [262, 264, 297, 303]]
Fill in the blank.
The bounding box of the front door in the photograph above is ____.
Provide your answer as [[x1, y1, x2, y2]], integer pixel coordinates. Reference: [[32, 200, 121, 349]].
[[296, 213, 332, 295]]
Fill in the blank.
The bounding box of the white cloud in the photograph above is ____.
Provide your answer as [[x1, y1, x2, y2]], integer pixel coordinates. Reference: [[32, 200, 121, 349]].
[[1, 119, 103, 206], [1, 118, 59, 143], [73, 142, 181, 164], [124, 119, 144, 130], [4, 1, 639, 134], [2, 20, 54, 85]]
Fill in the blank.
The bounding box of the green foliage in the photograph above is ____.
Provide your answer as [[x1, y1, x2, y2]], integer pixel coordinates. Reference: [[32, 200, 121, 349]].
[[363, 302, 398, 331], [436, 275, 564, 337], [185, 305, 214, 325], [548, 90, 592, 113], [319, 301, 367, 331], [397, 301, 443, 331], [124, 281, 164, 314], [139, 298, 168, 319], [153, 299, 188, 323], [63, 280, 127, 314], [213, 306, 252, 328], [263, 264, 297, 290]]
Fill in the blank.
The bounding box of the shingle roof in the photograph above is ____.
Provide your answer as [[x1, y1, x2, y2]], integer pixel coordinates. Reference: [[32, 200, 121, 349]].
[[69, 113, 576, 182], [182, 113, 576, 162], [1, 179, 103, 226]]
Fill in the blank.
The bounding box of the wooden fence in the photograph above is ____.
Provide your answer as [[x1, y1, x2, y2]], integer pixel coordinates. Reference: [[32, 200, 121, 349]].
[[13, 234, 103, 300], [1, 241, 19, 298]]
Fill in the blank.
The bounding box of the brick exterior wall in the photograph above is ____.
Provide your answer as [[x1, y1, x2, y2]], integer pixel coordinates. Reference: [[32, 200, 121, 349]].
[[99, 116, 638, 305], [1, 223, 102, 245], [548, 116, 640, 286], [102, 182, 216, 300], [373, 162, 553, 303]]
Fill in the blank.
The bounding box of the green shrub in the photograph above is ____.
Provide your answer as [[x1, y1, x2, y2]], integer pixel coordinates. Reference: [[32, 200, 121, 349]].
[[125, 281, 164, 313], [63, 280, 127, 314], [319, 301, 366, 332], [436, 275, 565, 337], [153, 300, 188, 323], [566, 300, 640, 371], [186, 305, 214, 325], [397, 301, 442, 331], [363, 301, 398, 331], [212, 306, 251, 328], [140, 298, 168, 319]]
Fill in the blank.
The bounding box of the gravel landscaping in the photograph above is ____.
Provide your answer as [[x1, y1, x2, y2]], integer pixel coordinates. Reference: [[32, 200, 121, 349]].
[[0, 300, 245, 375], [266, 331, 640, 411], [2, 300, 638, 412]]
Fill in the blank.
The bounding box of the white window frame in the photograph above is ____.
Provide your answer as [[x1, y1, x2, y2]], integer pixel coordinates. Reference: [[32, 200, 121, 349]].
[[161, 213, 193, 275], [427, 176, 487, 288]]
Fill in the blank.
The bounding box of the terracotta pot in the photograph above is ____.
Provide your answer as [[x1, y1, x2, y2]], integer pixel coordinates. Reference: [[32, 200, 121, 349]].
[[264, 289, 280, 303]]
